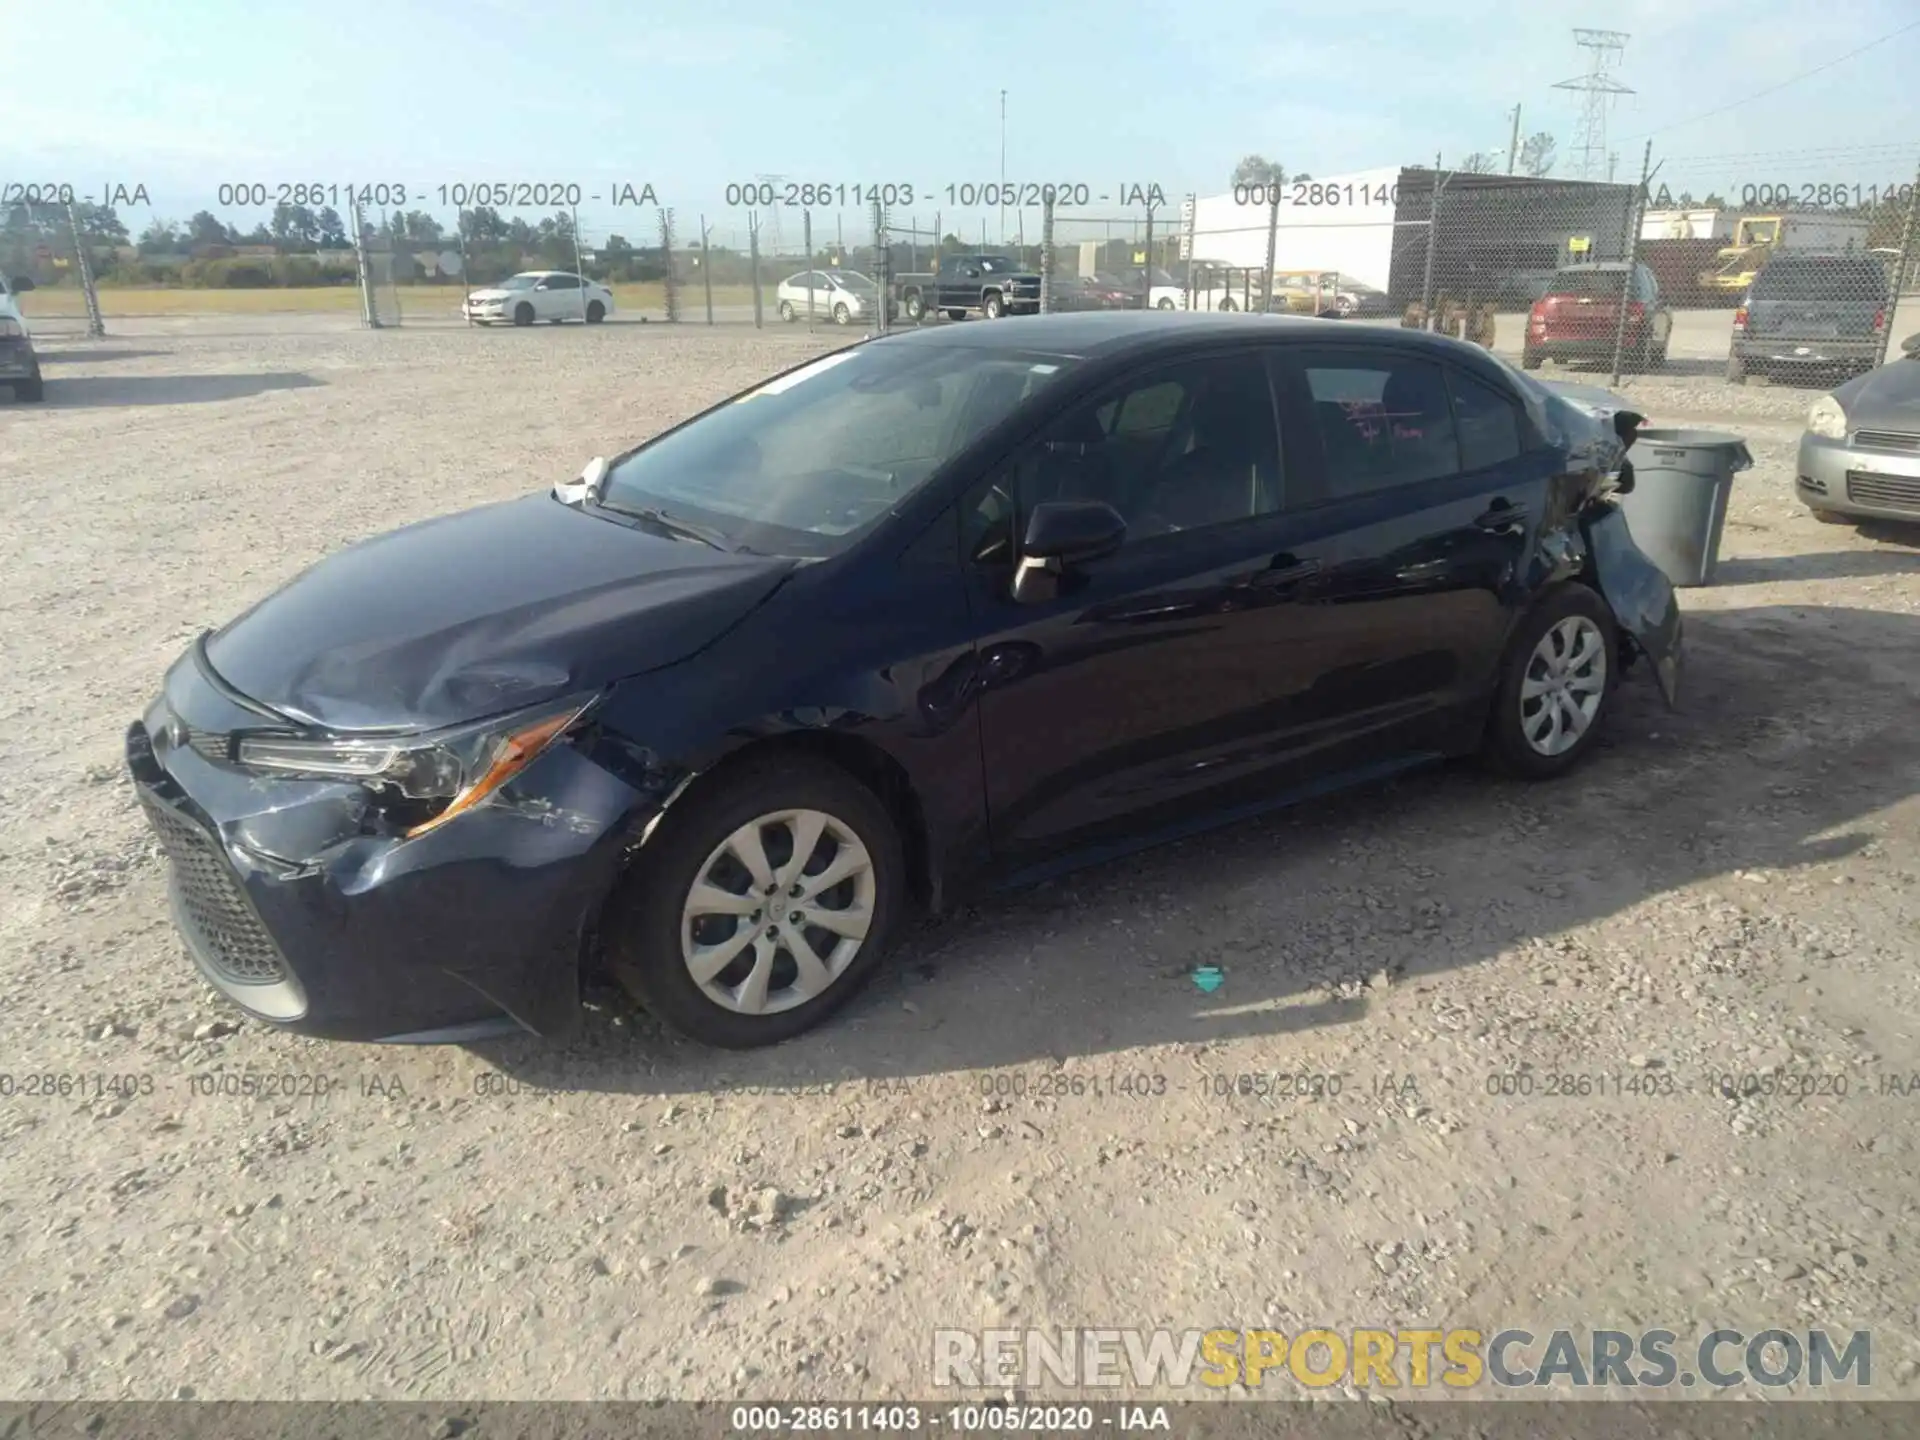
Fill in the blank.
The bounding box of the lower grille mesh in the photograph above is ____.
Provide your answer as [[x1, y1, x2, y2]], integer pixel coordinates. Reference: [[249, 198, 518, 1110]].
[[137, 795, 289, 985]]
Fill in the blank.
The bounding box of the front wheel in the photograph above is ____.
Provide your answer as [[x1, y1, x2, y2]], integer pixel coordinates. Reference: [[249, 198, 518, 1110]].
[[603, 756, 906, 1048], [1156, 297, 1175, 311], [1219, 297, 1237, 311], [833, 302, 851, 326], [1481, 584, 1618, 780], [513, 302, 534, 326], [778, 300, 796, 322], [982, 291, 1005, 319]]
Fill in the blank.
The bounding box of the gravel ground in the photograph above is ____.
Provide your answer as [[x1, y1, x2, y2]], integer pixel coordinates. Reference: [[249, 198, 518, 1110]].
[[2, 322, 1919, 1404]]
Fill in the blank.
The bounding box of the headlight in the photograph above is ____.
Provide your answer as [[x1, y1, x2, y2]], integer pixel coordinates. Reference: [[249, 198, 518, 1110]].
[[1806, 396, 1849, 440], [234, 694, 596, 839]]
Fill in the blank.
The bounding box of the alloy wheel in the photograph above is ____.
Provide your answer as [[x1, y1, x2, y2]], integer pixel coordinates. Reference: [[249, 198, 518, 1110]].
[[679, 809, 875, 1016], [1520, 616, 1607, 756]]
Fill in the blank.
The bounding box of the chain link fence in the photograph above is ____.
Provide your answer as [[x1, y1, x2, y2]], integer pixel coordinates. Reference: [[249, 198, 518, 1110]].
[[5, 148, 1916, 388]]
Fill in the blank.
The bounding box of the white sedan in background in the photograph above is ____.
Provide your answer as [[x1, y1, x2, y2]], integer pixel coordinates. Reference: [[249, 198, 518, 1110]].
[[463, 271, 615, 326], [775, 270, 888, 325]]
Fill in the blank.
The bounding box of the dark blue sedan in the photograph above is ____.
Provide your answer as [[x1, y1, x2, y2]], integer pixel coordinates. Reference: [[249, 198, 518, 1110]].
[[127, 312, 1679, 1049]]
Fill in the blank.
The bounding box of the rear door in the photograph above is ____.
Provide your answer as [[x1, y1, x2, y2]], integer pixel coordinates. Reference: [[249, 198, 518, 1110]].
[[1263, 343, 1557, 748], [541, 272, 582, 320]]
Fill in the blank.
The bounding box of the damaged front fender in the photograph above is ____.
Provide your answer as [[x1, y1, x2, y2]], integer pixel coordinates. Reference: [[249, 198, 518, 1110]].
[[1583, 504, 1682, 710]]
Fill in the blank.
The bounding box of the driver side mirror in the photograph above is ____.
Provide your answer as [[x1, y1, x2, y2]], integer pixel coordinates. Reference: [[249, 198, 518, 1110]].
[[1613, 409, 1647, 446], [1012, 501, 1127, 604]]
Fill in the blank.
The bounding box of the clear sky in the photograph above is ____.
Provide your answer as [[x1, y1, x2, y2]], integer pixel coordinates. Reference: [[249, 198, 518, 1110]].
[[5, 0, 1917, 250]]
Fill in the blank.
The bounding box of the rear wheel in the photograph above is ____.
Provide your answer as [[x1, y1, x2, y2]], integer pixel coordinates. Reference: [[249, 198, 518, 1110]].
[[603, 757, 905, 1049], [904, 291, 925, 320], [1219, 297, 1238, 312], [1521, 348, 1543, 371], [1156, 297, 1175, 311], [1481, 584, 1618, 780], [15, 373, 43, 402], [945, 308, 965, 321], [778, 300, 796, 322], [585, 300, 606, 323]]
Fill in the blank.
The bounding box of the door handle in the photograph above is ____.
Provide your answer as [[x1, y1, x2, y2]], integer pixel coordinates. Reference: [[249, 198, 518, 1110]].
[[1473, 501, 1528, 532], [1250, 557, 1323, 588]]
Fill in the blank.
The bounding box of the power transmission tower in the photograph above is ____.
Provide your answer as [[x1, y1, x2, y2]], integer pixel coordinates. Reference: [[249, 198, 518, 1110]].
[[1552, 29, 1633, 182], [756, 173, 789, 261]]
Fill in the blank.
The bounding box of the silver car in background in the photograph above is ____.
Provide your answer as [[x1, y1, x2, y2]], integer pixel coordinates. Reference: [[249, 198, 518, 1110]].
[[775, 269, 888, 325], [1796, 333, 1920, 526]]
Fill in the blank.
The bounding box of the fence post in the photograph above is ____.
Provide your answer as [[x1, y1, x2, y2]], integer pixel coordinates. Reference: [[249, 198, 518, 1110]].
[[803, 210, 814, 325], [1609, 141, 1654, 386], [656, 209, 679, 323], [1183, 195, 1198, 311], [699, 215, 714, 325], [748, 214, 763, 328], [871, 199, 889, 335], [64, 201, 106, 338], [1876, 157, 1920, 370], [1039, 188, 1055, 314], [352, 199, 380, 329], [1419, 159, 1442, 329], [1142, 203, 1156, 311], [457, 212, 472, 326], [1262, 181, 1280, 315], [570, 205, 589, 321]]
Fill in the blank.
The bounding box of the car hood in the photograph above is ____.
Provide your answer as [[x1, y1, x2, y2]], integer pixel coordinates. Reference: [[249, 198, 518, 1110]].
[[466, 288, 517, 302], [203, 493, 796, 732], [1842, 358, 1920, 429]]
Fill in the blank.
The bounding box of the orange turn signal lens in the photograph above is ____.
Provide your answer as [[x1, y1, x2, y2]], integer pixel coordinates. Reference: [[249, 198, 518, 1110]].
[[403, 709, 582, 840]]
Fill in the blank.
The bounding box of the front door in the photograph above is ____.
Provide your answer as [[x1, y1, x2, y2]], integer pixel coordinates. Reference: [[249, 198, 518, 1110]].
[[963, 347, 1327, 869]]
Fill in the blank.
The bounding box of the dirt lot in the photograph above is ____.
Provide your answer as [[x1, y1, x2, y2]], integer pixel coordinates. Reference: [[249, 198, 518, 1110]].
[[2, 319, 1918, 1405]]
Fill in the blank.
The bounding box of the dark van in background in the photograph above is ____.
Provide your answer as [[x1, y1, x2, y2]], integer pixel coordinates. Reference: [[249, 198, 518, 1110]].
[[1729, 251, 1893, 386]]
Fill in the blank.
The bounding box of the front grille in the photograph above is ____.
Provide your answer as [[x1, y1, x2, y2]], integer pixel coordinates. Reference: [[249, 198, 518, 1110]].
[[1846, 471, 1920, 515], [136, 791, 289, 986], [1853, 429, 1920, 454]]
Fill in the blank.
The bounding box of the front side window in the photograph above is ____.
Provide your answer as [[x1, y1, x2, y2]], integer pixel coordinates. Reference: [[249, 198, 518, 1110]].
[[599, 344, 1075, 558], [1300, 353, 1459, 499], [972, 353, 1282, 556]]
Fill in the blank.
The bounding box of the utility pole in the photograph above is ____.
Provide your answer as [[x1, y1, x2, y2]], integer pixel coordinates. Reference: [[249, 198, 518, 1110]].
[[1507, 105, 1522, 175], [999, 89, 1007, 247]]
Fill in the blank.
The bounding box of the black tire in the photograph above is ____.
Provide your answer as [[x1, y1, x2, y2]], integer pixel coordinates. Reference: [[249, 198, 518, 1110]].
[[833, 302, 851, 326], [778, 300, 796, 323], [982, 291, 1005, 319], [945, 308, 966, 321], [1521, 349, 1543, 371], [903, 291, 925, 320], [603, 756, 906, 1049], [15, 373, 43, 402], [1809, 507, 1851, 525], [1726, 354, 1746, 385], [1219, 297, 1237, 312], [1481, 583, 1619, 781], [586, 300, 606, 324], [1156, 297, 1175, 311], [513, 302, 534, 327]]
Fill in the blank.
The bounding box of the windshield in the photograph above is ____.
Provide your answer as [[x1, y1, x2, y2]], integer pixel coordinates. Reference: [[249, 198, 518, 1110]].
[[497, 274, 542, 290], [829, 271, 876, 291], [597, 343, 1077, 557], [1755, 262, 1886, 300], [978, 256, 1023, 273]]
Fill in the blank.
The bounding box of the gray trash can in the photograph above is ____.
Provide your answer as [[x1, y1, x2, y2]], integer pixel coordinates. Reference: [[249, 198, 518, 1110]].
[[1616, 428, 1753, 587]]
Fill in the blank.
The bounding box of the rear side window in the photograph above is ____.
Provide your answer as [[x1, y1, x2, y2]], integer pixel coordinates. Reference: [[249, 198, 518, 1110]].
[[1449, 370, 1522, 472], [1300, 354, 1459, 499]]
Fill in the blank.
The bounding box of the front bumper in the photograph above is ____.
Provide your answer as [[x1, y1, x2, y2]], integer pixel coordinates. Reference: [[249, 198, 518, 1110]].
[[1525, 331, 1650, 361], [1797, 432, 1920, 521], [124, 653, 667, 1043]]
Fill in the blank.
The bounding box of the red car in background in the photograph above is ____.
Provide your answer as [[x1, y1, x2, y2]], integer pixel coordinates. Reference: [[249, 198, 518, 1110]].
[[1523, 261, 1672, 372]]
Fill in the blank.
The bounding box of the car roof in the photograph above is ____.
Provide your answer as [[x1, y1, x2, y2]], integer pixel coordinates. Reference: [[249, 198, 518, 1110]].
[[869, 310, 1498, 364]]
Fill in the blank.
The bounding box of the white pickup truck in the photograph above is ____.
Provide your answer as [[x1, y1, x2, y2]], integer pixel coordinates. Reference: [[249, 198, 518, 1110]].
[[0, 274, 44, 402]]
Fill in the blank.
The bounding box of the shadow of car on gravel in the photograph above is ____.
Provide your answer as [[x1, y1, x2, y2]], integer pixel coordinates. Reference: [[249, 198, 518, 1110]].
[[458, 603, 1919, 1097], [31, 347, 177, 364], [1713, 548, 1920, 584], [12, 373, 323, 407]]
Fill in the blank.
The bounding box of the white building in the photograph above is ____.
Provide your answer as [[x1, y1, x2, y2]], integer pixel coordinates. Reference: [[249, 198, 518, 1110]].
[[1640, 208, 1734, 241], [1184, 166, 1406, 292]]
